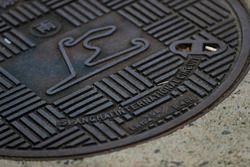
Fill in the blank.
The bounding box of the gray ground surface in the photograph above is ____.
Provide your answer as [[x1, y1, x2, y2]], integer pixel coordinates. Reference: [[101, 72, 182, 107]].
[[1, 0, 250, 167]]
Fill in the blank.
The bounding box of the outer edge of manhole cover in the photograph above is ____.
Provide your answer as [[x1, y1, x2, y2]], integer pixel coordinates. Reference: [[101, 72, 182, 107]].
[[0, 0, 249, 160]]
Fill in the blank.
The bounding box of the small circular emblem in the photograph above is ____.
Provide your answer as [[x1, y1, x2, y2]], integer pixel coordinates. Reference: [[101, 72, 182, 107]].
[[31, 19, 61, 37]]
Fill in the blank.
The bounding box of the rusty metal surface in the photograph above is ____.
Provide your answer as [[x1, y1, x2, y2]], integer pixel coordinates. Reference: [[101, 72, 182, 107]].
[[0, 0, 249, 159]]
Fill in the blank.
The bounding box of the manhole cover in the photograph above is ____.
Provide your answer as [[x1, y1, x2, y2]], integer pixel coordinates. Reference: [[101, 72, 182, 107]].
[[0, 0, 249, 159]]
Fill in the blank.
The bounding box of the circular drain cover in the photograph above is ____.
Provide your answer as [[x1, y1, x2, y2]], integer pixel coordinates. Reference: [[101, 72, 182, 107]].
[[0, 0, 249, 159]]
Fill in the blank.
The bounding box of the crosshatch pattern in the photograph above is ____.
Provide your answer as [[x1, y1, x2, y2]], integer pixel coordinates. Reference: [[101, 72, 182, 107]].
[[0, 0, 247, 158]]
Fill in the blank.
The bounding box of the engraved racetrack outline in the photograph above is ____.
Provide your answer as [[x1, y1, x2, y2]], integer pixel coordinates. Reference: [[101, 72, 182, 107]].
[[47, 25, 150, 95]]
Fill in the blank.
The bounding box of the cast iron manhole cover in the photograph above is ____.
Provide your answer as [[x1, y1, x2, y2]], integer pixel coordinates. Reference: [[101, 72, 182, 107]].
[[0, 0, 249, 159]]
